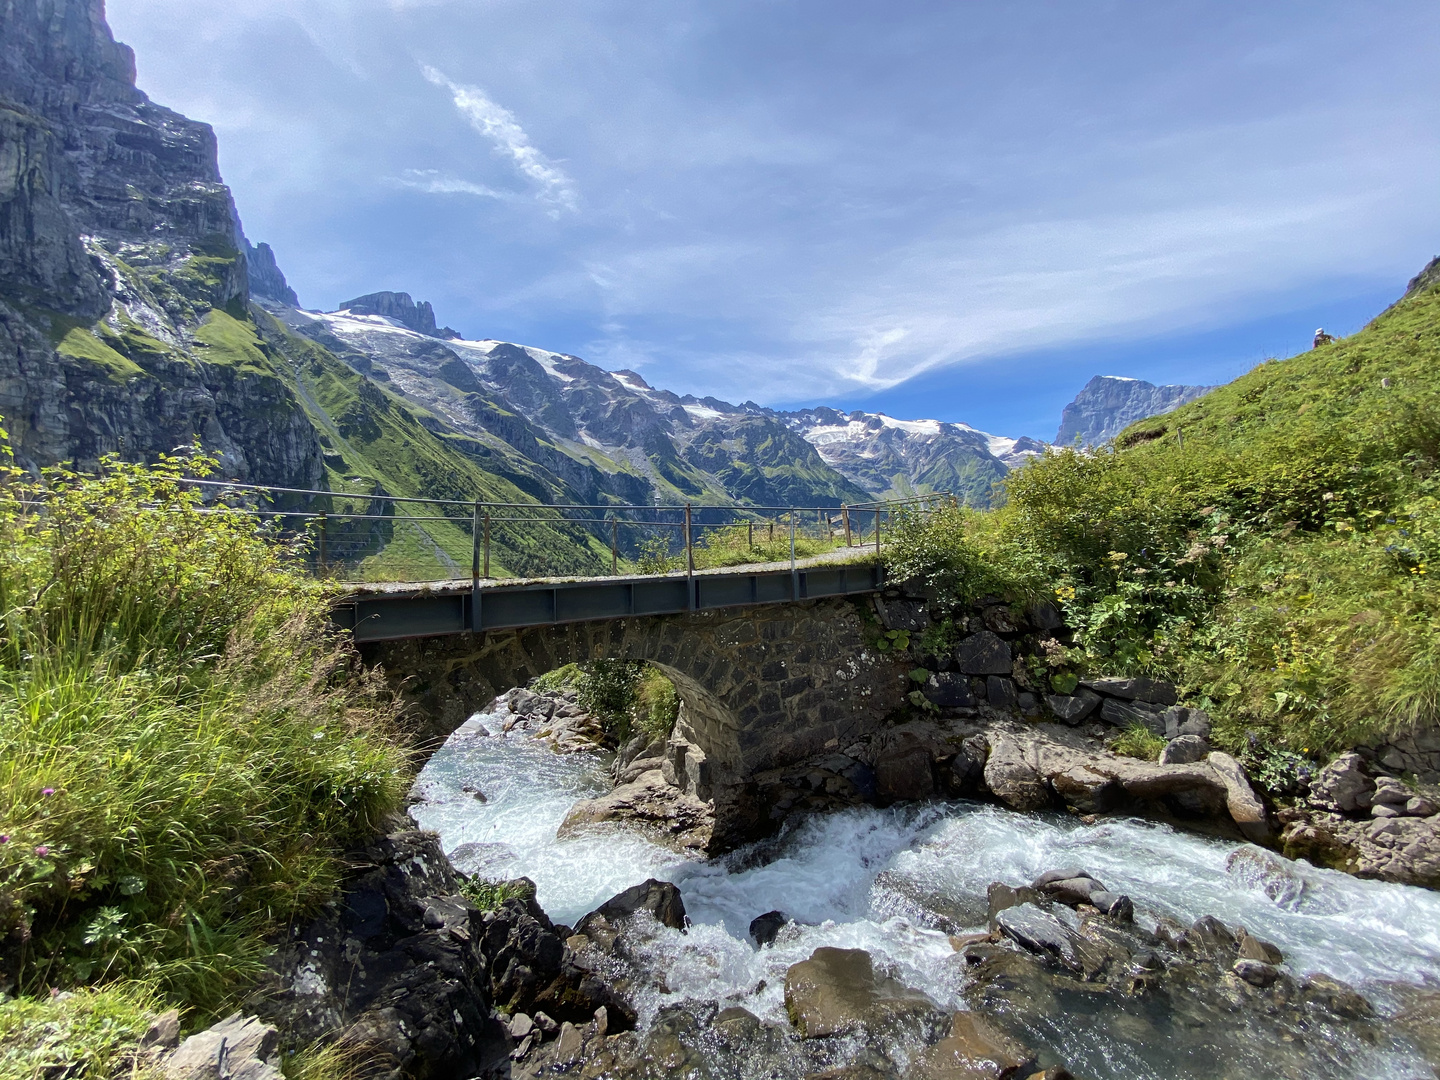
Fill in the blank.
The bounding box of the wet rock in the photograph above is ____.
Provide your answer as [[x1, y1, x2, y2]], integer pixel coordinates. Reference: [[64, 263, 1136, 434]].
[[1231, 959, 1282, 987], [552, 1021, 583, 1066], [1310, 752, 1375, 812], [1081, 677, 1178, 705], [946, 735, 989, 796], [1391, 986, 1440, 1061], [1159, 734, 1209, 765], [955, 632, 1013, 676], [750, 910, 789, 947], [509, 1012, 534, 1040], [582, 878, 687, 931], [909, 1011, 1038, 1079], [164, 1014, 282, 1080], [992, 904, 1094, 975], [1099, 698, 1166, 735], [1087, 892, 1133, 921], [1044, 690, 1100, 726], [986, 676, 1019, 712], [558, 768, 713, 852], [1163, 706, 1212, 740], [986, 883, 1042, 922], [1235, 926, 1283, 964], [783, 947, 935, 1039], [1034, 872, 1104, 907], [1182, 915, 1236, 957], [1300, 973, 1373, 1019], [446, 840, 517, 877], [1223, 846, 1308, 908]]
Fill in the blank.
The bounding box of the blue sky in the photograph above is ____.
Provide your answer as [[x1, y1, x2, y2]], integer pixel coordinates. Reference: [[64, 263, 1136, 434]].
[[107, 0, 1440, 440]]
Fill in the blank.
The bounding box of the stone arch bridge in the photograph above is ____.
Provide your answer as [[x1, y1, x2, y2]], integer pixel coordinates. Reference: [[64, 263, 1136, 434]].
[[341, 564, 910, 846]]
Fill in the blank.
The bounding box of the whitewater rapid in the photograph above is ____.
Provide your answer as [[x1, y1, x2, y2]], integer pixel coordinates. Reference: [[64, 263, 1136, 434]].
[[411, 710, 1440, 1077]]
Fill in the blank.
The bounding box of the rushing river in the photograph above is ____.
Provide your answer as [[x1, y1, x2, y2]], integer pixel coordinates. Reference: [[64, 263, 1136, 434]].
[[412, 710, 1440, 1080]]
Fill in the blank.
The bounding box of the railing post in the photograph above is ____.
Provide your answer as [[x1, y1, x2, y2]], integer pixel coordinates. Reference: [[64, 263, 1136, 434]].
[[790, 508, 798, 600], [317, 511, 328, 574], [471, 501, 481, 630], [748, 520, 753, 549], [684, 503, 694, 610], [483, 510, 491, 579], [875, 508, 881, 555], [842, 504, 851, 547], [610, 516, 619, 576]]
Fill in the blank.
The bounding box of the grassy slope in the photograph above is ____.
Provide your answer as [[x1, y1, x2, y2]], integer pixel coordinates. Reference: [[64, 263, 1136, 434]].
[[971, 273, 1440, 753]]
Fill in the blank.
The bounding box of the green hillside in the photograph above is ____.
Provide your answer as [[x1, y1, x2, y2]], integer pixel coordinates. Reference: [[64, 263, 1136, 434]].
[[893, 263, 1440, 754]]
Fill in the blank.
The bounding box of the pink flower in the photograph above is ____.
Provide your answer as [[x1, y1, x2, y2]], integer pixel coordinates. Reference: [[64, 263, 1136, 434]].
[[41, 788, 55, 796], [0, 835, 8, 844], [34, 846, 49, 857]]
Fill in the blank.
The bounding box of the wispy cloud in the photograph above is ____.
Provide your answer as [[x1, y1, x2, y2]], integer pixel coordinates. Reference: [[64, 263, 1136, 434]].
[[392, 168, 509, 199], [420, 65, 578, 214]]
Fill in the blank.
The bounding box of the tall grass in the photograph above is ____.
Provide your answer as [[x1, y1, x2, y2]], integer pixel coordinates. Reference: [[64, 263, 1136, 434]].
[[0, 443, 407, 1035]]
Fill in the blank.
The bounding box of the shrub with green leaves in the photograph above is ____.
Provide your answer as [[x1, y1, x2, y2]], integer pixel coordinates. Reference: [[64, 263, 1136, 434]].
[[0, 444, 407, 1023]]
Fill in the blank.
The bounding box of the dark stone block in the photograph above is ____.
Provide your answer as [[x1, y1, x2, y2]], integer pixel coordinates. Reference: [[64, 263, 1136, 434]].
[[1081, 677, 1178, 706], [1045, 689, 1101, 725], [748, 910, 789, 947], [955, 631, 1012, 675], [1100, 697, 1166, 734], [876, 597, 929, 632], [923, 671, 975, 708], [986, 676, 1019, 711]]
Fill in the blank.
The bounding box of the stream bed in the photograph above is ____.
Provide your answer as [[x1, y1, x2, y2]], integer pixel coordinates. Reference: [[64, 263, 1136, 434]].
[[411, 711, 1440, 1079]]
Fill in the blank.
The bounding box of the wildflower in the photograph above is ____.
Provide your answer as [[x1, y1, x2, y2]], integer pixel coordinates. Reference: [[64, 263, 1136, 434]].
[[0, 835, 8, 844], [34, 845, 49, 857], [41, 788, 55, 796]]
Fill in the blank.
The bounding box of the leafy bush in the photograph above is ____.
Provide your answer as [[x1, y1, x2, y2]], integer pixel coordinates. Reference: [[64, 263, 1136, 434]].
[[0, 446, 407, 1024], [881, 276, 1440, 753], [457, 876, 535, 913], [636, 535, 682, 575], [570, 661, 679, 746]]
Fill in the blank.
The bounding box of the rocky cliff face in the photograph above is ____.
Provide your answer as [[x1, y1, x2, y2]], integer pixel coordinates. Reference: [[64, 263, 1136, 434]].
[[339, 290, 458, 339], [244, 239, 298, 306], [0, 0, 322, 484], [1055, 375, 1214, 448]]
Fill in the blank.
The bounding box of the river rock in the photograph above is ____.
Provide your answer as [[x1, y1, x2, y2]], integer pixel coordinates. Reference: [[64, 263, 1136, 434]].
[[749, 910, 789, 947], [1034, 872, 1104, 907], [987, 882, 1042, 922], [1045, 689, 1100, 725], [582, 878, 687, 931], [1407, 795, 1438, 816], [165, 1014, 281, 1080], [1310, 752, 1374, 812], [1081, 677, 1178, 705], [955, 632, 1012, 676], [1206, 752, 1270, 842], [783, 947, 935, 1038], [1300, 973, 1373, 1020], [558, 768, 713, 852], [992, 904, 1107, 977], [1370, 776, 1412, 807], [1235, 926, 1283, 964], [1232, 959, 1282, 988], [908, 1011, 1037, 1080]]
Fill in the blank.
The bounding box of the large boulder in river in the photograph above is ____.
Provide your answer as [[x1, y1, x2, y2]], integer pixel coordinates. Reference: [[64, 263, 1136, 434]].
[[559, 768, 713, 852], [783, 947, 935, 1038], [908, 1012, 1038, 1080], [580, 878, 687, 931]]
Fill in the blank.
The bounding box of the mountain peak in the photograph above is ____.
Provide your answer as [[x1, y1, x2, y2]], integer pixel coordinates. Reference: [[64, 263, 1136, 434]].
[[337, 291, 460, 339], [1056, 375, 1214, 446]]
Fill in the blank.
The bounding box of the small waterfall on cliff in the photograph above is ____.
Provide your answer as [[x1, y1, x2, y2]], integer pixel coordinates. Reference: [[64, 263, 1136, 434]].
[[413, 709, 1440, 1080]]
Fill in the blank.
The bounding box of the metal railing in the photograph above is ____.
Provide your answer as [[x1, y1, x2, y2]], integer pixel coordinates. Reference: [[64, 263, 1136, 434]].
[[176, 477, 955, 586]]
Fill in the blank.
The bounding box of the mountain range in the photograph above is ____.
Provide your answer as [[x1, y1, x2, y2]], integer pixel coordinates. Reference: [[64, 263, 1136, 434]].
[[0, 0, 1212, 574]]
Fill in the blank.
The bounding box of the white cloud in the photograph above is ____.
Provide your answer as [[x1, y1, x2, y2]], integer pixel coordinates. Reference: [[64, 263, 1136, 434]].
[[420, 65, 578, 214], [392, 168, 509, 199]]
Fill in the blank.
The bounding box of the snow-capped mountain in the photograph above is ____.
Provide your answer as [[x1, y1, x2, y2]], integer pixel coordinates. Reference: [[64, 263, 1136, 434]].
[[270, 297, 1035, 508]]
